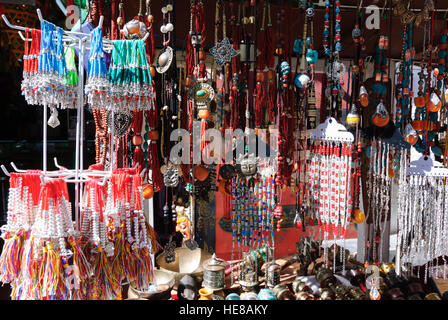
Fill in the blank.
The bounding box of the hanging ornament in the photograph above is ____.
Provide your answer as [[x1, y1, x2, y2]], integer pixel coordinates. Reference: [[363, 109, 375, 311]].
[[236, 153, 259, 177], [372, 101, 390, 127], [404, 123, 418, 146], [210, 37, 239, 67], [346, 104, 360, 127], [294, 73, 311, 89], [359, 85, 369, 107], [121, 18, 148, 39], [161, 163, 180, 187], [325, 61, 346, 81], [47, 107, 61, 128], [142, 184, 154, 199], [155, 46, 174, 74], [427, 92, 442, 113], [106, 111, 133, 137]]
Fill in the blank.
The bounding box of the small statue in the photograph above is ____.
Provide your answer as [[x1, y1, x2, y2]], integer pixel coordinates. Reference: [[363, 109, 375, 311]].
[[175, 205, 198, 250]]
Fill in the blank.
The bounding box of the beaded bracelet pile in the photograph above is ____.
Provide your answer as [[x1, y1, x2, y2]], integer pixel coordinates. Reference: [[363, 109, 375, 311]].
[[21, 28, 41, 106], [34, 20, 72, 109], [106, 39, 155, 112], [85, 27, 109, 109], [0, 168, 159, 300]]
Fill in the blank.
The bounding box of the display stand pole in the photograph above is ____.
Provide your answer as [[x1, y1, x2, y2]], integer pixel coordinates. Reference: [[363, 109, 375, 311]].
[[74, 38, 84, 230], [77, 38, 86, 229], [43, 105, 47, 174]]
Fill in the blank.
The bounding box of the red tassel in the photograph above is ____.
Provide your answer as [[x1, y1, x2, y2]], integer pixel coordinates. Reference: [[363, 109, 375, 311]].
[[133, 147, 144, 174], [266, 25, 275, 68], [148, 143, 163, 192], [256, 30, 267, 70], [255, 82, 266, 127], [268, 80, 276, 123], [185, 34, 194, 75]]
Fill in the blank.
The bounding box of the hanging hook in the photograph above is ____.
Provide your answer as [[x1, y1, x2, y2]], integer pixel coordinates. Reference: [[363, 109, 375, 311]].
[[98, 176, 109, 186], [10, 162, 26, 173], [98, 16, 104, 29], [1, 165, 10, 177], [36, 8, 44, 22], [1, 14, 27, 31], [54, 157, 64, 170], [17, 31, 30, 42]]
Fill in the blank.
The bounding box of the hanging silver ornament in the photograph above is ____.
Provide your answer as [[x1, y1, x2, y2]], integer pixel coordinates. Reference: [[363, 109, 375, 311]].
[[189, 81, 216, 107], [121, 19, 148, 39], [325, 61, 346, 81], [47, 107, 60, 128], [161, 163, 180, 187], [210, 37, 239, 67], [155, 46, 174, 74], [106, 110, 133, 137]]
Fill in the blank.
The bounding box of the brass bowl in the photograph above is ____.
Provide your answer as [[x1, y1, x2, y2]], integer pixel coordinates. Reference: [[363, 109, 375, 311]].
[[156, 247, 212, 283], [128, 269, 175, 300]]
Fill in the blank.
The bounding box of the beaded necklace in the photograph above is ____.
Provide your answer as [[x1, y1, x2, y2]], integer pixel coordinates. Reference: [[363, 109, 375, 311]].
[[397, 155, 448, 282], [395, 23, 414, 130]]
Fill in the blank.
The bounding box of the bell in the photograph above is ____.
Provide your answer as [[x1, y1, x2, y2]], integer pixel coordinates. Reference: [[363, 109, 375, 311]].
[[404, 123, 418, 146], [202, 253, 226, 291], [48, 107, 60, 128], [427, 92, 442, 112], [371, 101, 390, 127], [178, 275, 198, 300], [346, 104, 360, 127], [359, 85, 369, 107]]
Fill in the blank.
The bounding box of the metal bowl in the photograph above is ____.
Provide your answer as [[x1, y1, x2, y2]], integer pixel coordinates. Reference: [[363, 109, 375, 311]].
[[156, 247, 212, 283], [127, 269, 175, 300]]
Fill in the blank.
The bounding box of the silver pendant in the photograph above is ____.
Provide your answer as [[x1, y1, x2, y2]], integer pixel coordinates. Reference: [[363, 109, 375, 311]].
[[47, 107, 60, 128], [106, 110, 133, 137]]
